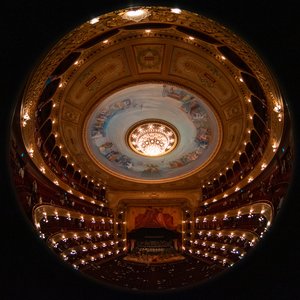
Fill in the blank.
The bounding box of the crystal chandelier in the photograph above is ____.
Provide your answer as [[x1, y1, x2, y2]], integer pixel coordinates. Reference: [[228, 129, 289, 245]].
[[127, 120, 179, 157]]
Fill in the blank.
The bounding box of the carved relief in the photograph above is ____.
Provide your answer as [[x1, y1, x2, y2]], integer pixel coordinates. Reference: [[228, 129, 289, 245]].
[[223, 101, 243, 120], [170, 47, 235, 105], [66, 49, 130, 107], [134, 45, 164, 73], [62, 106, 80, 124]]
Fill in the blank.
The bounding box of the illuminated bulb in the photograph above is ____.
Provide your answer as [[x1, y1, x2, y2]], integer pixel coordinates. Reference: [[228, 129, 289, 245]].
[[74, 60, 79, 65], [126, 9, 145, 17], [145, 29, 151, 33], [188, 36, 195, 40], [28, 148, 34, 157], [221, 55, 226, 60], [103, 39, 108, 44], [89, 17, 99, 24], [171, 8, 182, 14]]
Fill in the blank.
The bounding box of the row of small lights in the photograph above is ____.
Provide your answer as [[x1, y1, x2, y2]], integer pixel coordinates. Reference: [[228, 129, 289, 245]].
[[182, 229, 258, 266], [202, 164, 271, 205], [195, 230, 258, 245], [88, 7, 183, 25], [51, 176, 106, 203], [34, 93, 106, 196], [61, 240, 117, 256], [195, 208, 270, 224], [191, 239, 246, 258], [51, 231, 115, 245], [35, 210, 113, 230], [72, 247, 126, 269], [182, 245, 234, 267], [202, 156, 266, 190]]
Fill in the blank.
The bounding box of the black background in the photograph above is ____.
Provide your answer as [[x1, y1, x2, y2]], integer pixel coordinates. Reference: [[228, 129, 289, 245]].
[[1, 1, 300, 299]]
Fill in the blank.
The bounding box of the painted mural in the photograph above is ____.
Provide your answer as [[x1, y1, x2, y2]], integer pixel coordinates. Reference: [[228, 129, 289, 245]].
[[86, 83, 219, 181], [127, 207, 182, 232]]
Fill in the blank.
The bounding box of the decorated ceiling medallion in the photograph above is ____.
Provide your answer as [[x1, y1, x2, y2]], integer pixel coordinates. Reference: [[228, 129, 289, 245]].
[[127, 119, 179, 157], [86, 82, 221, 182]]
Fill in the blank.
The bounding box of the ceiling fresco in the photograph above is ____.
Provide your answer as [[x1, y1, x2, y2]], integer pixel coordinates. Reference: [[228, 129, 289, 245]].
[[85, 83, 220, 181]]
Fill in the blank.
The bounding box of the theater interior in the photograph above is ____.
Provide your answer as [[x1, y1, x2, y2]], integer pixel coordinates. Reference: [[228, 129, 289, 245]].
[[3, 1, 299, 299]]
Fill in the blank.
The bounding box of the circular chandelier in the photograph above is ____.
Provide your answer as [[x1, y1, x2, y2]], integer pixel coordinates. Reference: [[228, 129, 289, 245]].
[[127, 119, 179, 157]]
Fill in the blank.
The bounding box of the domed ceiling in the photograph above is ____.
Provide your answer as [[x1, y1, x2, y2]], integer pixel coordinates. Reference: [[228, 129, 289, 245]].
[[11, 5, 294, 293], [20, 6, 284, 196]]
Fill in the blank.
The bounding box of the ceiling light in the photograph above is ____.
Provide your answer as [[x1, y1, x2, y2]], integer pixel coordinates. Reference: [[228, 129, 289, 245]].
[[89, 17, 100, 24], [127, 120, 179, 157], [171, 8, 182, 14], [123, 9, 150, 22]]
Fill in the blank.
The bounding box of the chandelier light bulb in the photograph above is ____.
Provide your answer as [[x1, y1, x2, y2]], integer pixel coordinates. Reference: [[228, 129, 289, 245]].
[[127, 119, 179, 157]]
